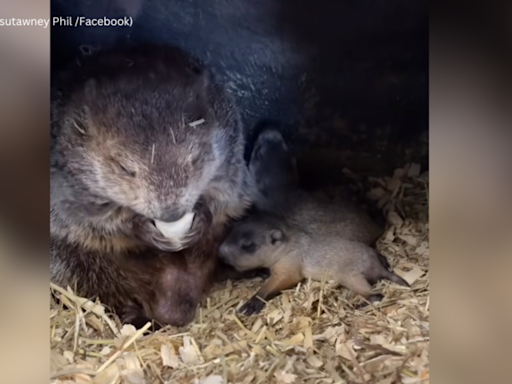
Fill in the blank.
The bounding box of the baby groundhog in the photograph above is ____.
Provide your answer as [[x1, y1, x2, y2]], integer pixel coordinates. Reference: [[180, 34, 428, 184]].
[[248, 128, 383, 245], [219, 213, 409, 315], [219, 127, 404, 315], [248, 128, 299, 211], [50, 44, 256, 327]]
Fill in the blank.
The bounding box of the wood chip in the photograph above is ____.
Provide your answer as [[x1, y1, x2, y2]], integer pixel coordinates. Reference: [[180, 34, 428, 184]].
[[274, 370, 297, 384], [179, 336, 200, 365], [161, 344, 180, 368], [395, 265, 425, 285], [120, 325, 137, 337], [121, 369, 145, 384], [307, 355, 324, 368], [407, 163, 421, 177], [336, 340, 358, 360], [93, 364, 120, 384], [198, 375, 224, 384]]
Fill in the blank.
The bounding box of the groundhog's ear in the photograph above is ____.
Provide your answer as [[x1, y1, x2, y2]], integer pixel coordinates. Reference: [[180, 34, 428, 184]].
[[268, 229, 283, 245], [249, 140, 263, 166], [185, 62, 210, 92]]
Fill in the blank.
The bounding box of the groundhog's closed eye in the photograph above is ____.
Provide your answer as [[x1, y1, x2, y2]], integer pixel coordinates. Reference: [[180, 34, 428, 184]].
[[117, 163, 136, 178], [240, 241, 257, 253]]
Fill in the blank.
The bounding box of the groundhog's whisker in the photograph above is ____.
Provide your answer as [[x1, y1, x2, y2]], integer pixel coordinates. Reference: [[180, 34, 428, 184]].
[[72, 120, 86, 135], [188, 118, 205, 128], [170, 128, 176, 144], [151, 143, 155, 164]]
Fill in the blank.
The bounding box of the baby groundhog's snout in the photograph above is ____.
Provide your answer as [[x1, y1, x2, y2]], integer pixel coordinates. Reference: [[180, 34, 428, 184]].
[[218, 242, 233, 262], [218, 240, 258, 272], [218, 241, 242, 268]]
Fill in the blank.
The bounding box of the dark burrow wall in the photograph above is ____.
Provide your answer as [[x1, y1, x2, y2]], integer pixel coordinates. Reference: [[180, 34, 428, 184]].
[[51, 0, 428, 213]]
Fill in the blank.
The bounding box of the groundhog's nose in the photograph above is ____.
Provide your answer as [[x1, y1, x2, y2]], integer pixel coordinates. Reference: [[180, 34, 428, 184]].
[[158, 207, 187, 223], [218, 243, 230, 259]]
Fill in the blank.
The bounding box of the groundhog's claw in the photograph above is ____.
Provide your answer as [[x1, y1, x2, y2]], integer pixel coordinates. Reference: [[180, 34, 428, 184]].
[[355, 294, 384, 310], [239, 295, 266, 315], [215, 264, 270, 282], [133, 198, 212, 252], [182, 197, 213, 247]]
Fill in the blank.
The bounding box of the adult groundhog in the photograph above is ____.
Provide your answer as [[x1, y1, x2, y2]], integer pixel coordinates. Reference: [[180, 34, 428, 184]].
[[50, 44, 257, 327]]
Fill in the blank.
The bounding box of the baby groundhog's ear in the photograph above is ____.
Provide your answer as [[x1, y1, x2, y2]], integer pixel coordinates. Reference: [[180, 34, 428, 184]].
[[268, 229, 283, 245]]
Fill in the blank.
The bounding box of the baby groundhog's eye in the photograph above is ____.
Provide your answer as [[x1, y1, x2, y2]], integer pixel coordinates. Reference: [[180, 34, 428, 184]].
[[240, 242, 257, 253]]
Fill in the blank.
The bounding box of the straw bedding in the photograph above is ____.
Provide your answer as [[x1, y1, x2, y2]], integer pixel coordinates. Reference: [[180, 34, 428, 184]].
[[50, 153, 429, 384]]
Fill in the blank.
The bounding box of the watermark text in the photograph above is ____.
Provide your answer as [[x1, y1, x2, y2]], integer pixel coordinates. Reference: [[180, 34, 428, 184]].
[[0, 17, 133, 28]]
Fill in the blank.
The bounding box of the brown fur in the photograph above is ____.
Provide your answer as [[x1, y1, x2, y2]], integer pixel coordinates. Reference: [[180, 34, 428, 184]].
[[50, 44, 255, 327], [219, 214, 409, 315]]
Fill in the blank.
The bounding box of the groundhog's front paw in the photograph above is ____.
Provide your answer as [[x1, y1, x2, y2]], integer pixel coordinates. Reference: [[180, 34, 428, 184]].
[[132, 217, 188, 252], [181, 198, 213, 247], [133, 199, 212, 252], [355, 294, 384, 310], [215, 263, 270, 282], [238, 295, 266, 315]]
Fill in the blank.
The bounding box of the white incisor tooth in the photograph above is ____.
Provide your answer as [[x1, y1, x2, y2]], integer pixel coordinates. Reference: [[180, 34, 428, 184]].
[[154, 212, 195, 240]]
